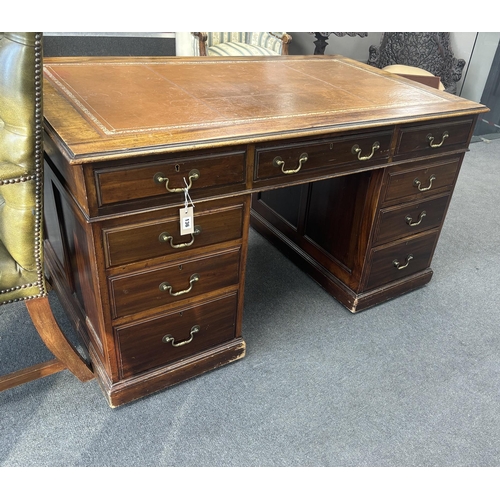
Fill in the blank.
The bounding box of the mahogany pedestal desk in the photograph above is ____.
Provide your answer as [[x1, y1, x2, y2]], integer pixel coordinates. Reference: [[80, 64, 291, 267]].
[[42, 56, 487, 406]]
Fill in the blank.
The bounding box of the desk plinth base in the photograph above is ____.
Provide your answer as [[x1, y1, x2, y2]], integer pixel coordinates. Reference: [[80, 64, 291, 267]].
[[90, 339, 246, 408], [250, 210, 433, 313]]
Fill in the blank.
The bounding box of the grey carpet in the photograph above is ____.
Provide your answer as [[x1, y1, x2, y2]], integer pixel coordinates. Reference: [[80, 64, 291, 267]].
[[1, 139, 499, 467]]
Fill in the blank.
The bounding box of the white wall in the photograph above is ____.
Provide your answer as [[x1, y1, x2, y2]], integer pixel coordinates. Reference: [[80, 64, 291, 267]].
[[461, 33, 500, 102], [175, 32, 196, 56]]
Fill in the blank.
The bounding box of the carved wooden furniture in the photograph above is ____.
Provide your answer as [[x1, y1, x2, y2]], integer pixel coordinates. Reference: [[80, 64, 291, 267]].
[[192, 32, 291, 56], [0, 32, 93, 391], [311, 32, 368, 55], [368, 32, 465, 94], [41, 55, 487, 406]]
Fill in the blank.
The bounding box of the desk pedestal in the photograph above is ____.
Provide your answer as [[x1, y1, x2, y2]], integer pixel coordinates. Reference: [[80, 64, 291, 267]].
[[251, 156, 459, 312]]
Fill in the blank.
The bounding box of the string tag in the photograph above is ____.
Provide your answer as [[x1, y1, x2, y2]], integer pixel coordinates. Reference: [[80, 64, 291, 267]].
[[180, 178, 195, 235]]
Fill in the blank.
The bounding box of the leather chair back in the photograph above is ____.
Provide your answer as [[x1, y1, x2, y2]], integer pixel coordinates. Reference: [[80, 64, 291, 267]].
[[0, 32, 45, 303]]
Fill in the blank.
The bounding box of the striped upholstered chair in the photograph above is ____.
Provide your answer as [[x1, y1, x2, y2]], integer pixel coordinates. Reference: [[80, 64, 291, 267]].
[[0, 32, 94, 391], [192, 32, 291, 57]]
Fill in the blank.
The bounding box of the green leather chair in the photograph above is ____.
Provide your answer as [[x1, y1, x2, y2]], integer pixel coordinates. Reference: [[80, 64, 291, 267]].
[[0, 32, 93, 391], [192, 32, 291, 56]]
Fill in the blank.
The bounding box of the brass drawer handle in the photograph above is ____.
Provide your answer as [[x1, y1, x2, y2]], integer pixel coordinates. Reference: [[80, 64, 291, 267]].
[[159, 273, 200, 296], [162, 325, 200, 347], [159, 225, 201, 249], [273, 152, 308, 174], [393, 254, 413, 270], [413, 174, 436, 192], [154, 169, 200, 193], [405, 211, 427, 227], [351, 141, 380, 161], [427, 131, 449, 148]]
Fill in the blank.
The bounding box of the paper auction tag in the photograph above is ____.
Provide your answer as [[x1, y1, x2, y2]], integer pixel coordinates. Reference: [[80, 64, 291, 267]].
[[180, 206, 194, 235], [180, 179, 195, 235]]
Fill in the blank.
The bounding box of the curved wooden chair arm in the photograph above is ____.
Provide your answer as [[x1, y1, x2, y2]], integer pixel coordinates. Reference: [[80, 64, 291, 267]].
[[25, 296, 94, 382], [0, 296, 94, 392]]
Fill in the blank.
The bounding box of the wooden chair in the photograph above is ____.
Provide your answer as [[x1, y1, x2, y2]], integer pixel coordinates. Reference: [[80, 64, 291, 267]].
[[192, 32, 291, 57], [368, 32, 465, 94], [0, 32, 94, 391]]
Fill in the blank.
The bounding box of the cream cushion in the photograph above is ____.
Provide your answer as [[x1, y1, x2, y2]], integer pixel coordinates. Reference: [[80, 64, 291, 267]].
[[383, 64, 445, 90]]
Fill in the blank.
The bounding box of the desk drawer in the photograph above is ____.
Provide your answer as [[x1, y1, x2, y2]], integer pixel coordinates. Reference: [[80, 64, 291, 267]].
[[254, 131, 392, 181], [95, 150, 246, 208], [365, 230, 439, 290], [373, 194, 450, 246], [103, 203, 244, 267], [383, 157, 460, 205], [116, 293, 238, 378], [110, 248, 240, 318], [395, 118, 473, 158]]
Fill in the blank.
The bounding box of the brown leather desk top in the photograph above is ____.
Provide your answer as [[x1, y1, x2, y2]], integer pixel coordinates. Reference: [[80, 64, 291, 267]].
[[43, 55, 487, 162]]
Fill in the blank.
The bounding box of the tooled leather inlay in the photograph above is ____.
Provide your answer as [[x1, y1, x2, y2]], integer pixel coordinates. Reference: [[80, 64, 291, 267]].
[[43, 58, 446, 137]]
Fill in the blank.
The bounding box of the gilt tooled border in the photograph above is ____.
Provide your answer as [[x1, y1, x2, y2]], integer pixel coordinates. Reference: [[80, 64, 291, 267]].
[[43, 58, 446, 137]]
